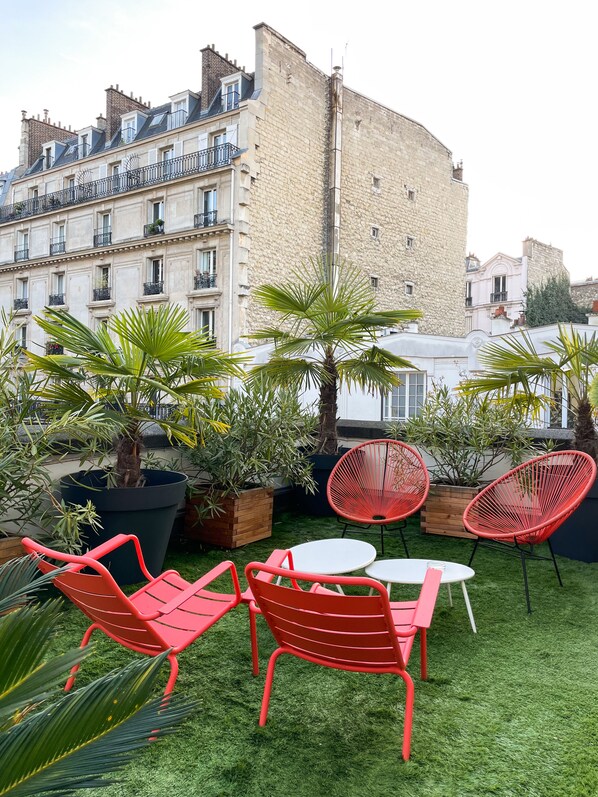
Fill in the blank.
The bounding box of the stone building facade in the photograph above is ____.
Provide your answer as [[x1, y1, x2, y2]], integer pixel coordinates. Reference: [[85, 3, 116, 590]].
[[464, 237, 569, 334], [0, 23, 468, 355], [571, 277, 598, 307]]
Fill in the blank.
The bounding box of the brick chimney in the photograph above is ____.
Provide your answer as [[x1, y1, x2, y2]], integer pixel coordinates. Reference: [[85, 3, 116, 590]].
[[105, 86, 150, 141], [201, 45, 239, 108], [19, 112, 74, 170], [453, 160, 464, 181]]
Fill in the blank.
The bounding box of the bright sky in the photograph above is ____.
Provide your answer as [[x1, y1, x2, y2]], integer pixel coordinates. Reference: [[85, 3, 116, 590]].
[[1, 0, 595, 281]]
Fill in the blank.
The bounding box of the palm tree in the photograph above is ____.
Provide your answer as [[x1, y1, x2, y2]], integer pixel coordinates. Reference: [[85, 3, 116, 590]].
[[460, 324, 598, 461], [0, 556, 192, 797], [249, 258, 422, 455], [25, 305, 245, 487]]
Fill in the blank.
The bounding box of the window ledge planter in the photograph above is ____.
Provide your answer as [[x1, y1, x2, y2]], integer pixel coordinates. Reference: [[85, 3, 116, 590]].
[[184, 486, 274, 548]]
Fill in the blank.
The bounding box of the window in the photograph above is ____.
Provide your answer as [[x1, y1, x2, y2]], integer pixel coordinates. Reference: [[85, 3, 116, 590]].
[[144, 258, 164, 295], [14, 278, 28, 311], [111, 163, 122, 191], [151, 200, 164, 222], [79, 134, 89, 158], [371, 226, 379, 240], [162, 148, 174, 178], [50, 222, 66, 255], [222, 80, 240, 111], [17, 324, 27, 350], [210, 132, 227, 166], [404, 282, 414, 296], [372, 176, 381, 191], [370, 276, 379, 290], [49, 272, 65, 306], [168, 99, 187, 130], [94, 266, 111, 301], [30, 187, 39, 200], [15, 231, 29, 262], [491, 275, 507, 302], [465, 281, 472, 307], [196, 308, 215, 342], [383, 372, 426, 421], [94, 213, 112, 247], [196, 250, 217, 289], [201, 189, 217, 226], [406, 236, 414, 250], [121, 124, 135, 144], [149, 112, 166, 127], [407, 188, 416, 201]]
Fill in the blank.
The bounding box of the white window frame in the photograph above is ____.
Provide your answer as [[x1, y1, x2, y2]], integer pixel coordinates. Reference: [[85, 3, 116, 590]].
[[383, 372, 426, 421], [196, 308, 215, 341], [148, 257, 164, 285], [404, 281, 414, 296], [199, 249, 217, 275], [17, 277, 28, 300]]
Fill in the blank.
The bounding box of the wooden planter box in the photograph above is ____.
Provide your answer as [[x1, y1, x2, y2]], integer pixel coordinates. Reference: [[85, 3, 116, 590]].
[[420, 484, 480, 539], [0, 536, 25, 565], [184, 486, 274, 549]]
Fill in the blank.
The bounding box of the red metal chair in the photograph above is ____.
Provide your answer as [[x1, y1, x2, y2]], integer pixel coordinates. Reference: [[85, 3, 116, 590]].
[[327, 439, 430, 555], [240, 548, 294, 676], [21, 534, 241, 695], [245, 561, 442, 761], [463, 450, 597, 613]]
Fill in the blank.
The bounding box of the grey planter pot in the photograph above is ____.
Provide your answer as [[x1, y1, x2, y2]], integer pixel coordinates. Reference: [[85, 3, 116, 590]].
[[550, 476, 598, 563]]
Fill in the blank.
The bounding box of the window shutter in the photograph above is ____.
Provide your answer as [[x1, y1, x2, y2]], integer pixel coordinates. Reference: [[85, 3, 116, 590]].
[[225, 125, 238, 146], [148, 149, 157, 165], [173, 142, 183, 158], [98, 164, 107, 179], [198, 133, 208, 152]]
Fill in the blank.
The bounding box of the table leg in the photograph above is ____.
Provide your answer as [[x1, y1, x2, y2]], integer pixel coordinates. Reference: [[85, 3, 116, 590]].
[[447, 583, 453, 607], [335, 584, 345, 595], [387, 582, 392, 599], [461, 581, 477, 633]]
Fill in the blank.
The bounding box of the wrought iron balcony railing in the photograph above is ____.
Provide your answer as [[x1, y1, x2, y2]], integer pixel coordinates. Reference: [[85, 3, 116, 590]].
[[14, 248, 29, 262], [221, 90, 240, 112], [143, 281, 164, 296], [490, 291, 508, 303], [465, 296, 472, 307], [48, 293, 65, 306], [13, 298, 28, 311], [50, 238, 66, 255], [93, 286, 111, 301], [143, 221, 165, 237], [194, 211, 218, 228], [167, 109, 188, 130], [194, 273, 217, 290], [46, 342, 64, 355], [94, 230, 112, 247], [0, 144, 239, 225]]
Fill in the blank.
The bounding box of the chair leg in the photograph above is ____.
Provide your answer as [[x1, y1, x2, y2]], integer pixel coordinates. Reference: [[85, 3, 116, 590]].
[[259, 648, 285, 726], [249, 605, 260, 676], [520, 549, 532, 614], [398, 670, 415, 761], [419, 628, 428, 681], [547, 538, 564, 587], [164, 653, 179, 696], [468, 539, 479, 568], [399, 525, 409, 558], [65, 623, 100, 692], [380, 525, 385, 556], [341, 523, 349, 539]]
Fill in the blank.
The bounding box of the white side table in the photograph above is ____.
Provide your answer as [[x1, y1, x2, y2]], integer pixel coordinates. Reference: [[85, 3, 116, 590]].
[[365, 558, 477, 633], [282, 538, 377, 593]]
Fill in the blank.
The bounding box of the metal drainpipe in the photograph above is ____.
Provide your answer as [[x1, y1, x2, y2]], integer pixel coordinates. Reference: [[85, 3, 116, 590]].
[[329, 65, 343, 287], [228, 163, 235, 361]]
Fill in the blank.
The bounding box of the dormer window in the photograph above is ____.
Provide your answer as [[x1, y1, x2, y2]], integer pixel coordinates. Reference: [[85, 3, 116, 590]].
[[167, 91, 197, 130], [120, 112, 147, 145], [41, 140, 66, 169], [221, 78, 241, 112], [77, 126, 101, 159]]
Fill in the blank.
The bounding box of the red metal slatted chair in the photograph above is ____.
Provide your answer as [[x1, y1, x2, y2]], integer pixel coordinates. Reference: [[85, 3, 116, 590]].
[[239, 548, 294, 676], [463, 450, 597, 613], [327, 439, 430, 555], [245, 561, 442, 761], [22, 534, 241, 695]]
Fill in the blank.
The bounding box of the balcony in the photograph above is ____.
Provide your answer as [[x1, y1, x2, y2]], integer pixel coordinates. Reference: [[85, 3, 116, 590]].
[[50, 238, 66, 255], [0, 144, 240, 225], [94, 230, 112, 247], [194, 211, 218, 228], [48, 293, 66, 306], [465, 296, 472, 307], [490, 291, 508, 303], [221, 90, 240, 112], [166, 109, 188, 130], [144, 220, 165, 237], [194, 273, 217, 290], [14, 248, 29, 262], [46, 342, 64, 355], [13, 298, 28, 311], [143, 281, 164, 296], [93, 286, 111, 302]]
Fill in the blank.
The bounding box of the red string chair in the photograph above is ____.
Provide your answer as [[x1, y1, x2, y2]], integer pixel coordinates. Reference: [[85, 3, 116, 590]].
[[245, 561, 442, 761], [327, 439, 430, 555], [21, 534, 241, 695], [463, 450, 596, 613]]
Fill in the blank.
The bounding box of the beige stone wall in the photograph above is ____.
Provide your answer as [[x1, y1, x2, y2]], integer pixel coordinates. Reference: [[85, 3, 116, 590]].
[[524, 237, 568, 287], [340, 90, 468, 337], [571, 278, 598, 306], [244, 25, 329, 333]]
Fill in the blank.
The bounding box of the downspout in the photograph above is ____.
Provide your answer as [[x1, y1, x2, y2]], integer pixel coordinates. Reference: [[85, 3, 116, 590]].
[[328, 65, 343, 288], [228, 164, 235, 358]]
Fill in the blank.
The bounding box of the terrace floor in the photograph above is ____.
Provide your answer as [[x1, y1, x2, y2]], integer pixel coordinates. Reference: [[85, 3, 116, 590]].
[[53, 511, 598, 797]]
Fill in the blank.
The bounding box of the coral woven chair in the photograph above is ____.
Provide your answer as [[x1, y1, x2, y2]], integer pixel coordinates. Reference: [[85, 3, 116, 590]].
[[240, 548, 294, 676], [463, 450, 597, 613], [21, 534, 241, 695], [327, 439, 430, 555], [245, 561, 442, 761]]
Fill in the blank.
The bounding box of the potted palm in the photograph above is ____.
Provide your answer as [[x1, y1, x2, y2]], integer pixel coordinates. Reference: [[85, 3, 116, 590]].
[[460, 324, 598, 560], [25, 304, 244, 582], [389, 382, 539, 537], [249, 257, 421, 514], [184, 382, 316, 547]]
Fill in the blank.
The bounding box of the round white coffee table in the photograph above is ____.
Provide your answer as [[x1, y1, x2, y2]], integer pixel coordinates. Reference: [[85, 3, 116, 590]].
[[365, 558, 477, 633], [281, 538, 377, 593]]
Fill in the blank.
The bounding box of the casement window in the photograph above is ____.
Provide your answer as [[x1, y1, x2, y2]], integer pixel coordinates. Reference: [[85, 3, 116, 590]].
[[491, 275, 507, 302], [383, 372, 426, 421], [222, 81, 240, 111], [196, 308, 215, 342]]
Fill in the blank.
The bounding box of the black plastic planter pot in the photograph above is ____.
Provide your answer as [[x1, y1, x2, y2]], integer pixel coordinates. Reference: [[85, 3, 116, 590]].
[[60, 469, 188, 585], [550, 476, 598, 563], [299, 450, 349, 517]]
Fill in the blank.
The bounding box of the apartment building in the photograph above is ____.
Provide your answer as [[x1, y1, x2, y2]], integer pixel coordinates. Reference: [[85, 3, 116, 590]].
[[0, 23, 469, 356]]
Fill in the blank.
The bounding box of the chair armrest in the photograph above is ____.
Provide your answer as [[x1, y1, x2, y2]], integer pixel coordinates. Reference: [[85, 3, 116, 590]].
[[412, 567, 442, 630], [80, 534, 155, 581], [157, 561, 242, 616]]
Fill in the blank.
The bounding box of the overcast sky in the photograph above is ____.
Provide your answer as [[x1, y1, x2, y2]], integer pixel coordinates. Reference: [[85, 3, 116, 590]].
[[1, 0, 595, 281]]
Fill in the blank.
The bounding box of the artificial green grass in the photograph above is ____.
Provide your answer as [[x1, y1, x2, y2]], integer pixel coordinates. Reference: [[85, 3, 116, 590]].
[[50, 513, 598, 797]]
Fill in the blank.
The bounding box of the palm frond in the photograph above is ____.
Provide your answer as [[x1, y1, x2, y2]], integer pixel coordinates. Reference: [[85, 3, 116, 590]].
[[338, 346, 415, 391], [249, 358, 330, 391], [0, 557, 62, 615], [0, 652, 193, 797]]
